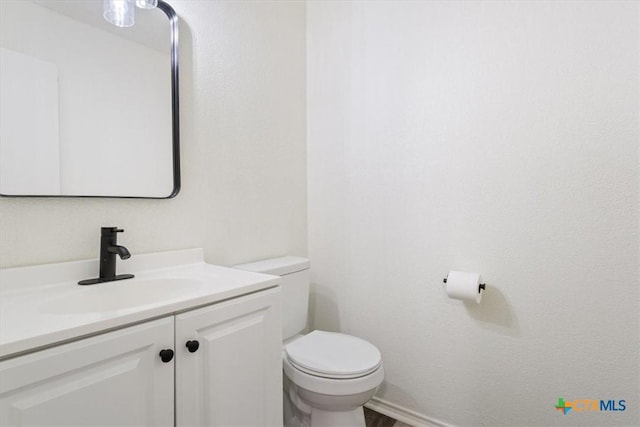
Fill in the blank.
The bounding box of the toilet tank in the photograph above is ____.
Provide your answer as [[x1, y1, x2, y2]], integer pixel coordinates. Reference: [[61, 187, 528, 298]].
[[233, 256, 310, 341]]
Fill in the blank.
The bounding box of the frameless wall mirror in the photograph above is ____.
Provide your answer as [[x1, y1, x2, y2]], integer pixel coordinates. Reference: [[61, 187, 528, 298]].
[[0, 0, 180, 198]]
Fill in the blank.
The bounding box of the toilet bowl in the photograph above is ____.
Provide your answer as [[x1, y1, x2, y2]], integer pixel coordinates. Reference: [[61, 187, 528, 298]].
[[233, 257, 384, 427], [283, 331, 384, 427]]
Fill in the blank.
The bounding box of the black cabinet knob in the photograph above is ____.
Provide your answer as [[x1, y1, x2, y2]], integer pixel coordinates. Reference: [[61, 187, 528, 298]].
[[186, 340, 200, 353], [159, 349, 174, 363]]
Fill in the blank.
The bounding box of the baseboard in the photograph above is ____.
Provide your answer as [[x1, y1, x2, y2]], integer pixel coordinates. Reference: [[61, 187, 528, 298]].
[[365, 397, 454, 427]]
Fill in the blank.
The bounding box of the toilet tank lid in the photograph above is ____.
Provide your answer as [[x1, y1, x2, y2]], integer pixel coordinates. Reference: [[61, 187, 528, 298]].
[[233, 256, 310, 276]]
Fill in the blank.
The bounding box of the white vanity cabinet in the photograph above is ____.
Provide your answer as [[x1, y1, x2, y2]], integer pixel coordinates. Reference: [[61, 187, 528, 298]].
[[0, 287, 282, 427], [0, 317, 175, 426], [176, 287, 282, 427]]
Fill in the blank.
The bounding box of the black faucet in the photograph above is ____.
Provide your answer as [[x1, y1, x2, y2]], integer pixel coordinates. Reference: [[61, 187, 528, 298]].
[[78, 227, 135, 285]]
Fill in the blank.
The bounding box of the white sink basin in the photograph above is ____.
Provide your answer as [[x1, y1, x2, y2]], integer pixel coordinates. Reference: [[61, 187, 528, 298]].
[[40, 277, 205, 314]]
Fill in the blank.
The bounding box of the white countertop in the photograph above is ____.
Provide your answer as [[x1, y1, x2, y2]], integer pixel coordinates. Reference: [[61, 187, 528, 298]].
[[0, 249, 280, 359]]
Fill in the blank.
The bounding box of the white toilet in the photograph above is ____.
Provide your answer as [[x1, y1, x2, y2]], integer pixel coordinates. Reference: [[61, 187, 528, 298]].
[[234, 256, 384, 427]]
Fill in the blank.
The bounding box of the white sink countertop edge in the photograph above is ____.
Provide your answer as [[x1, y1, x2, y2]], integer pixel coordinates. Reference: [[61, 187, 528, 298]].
[[0, 249, 280, 359]]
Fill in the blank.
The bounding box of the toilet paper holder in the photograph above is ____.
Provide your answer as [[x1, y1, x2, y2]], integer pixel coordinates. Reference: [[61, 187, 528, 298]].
[[443, 276, 486, 292]]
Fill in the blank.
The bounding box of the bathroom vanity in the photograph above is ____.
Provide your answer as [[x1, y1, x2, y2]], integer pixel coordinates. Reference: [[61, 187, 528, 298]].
[[0, 249, 283, 426]]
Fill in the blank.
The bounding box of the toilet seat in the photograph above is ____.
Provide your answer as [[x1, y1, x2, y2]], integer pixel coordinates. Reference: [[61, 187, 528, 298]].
[[285, 331, 382, 379], [283, 353, 384, 397]]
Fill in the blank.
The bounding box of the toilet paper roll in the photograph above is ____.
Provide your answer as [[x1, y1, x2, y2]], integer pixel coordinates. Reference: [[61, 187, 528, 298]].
[[446, 270, 483, 303]]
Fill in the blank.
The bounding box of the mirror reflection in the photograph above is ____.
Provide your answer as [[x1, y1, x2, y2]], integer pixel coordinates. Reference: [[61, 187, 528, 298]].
[[0, 0, 179, 198]]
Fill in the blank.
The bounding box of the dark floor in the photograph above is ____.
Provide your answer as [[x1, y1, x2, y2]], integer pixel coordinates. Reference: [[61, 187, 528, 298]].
[[364, 407, 399, 427]]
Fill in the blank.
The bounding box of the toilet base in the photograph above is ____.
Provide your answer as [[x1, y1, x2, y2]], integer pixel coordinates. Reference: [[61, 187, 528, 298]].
[[310, 407, 366, 427], [285, 399, 366, 427], [284, 381, 373, 427]]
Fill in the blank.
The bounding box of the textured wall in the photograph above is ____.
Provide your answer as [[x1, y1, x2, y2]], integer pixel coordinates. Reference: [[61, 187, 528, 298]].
[[307, 1, 639, 426], [0, 0, 307, 267]]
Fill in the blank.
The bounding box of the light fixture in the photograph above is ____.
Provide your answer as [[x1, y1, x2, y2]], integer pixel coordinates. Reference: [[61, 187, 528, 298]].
[[103, 0, 135, 28], [135, 0, 158, 9], [104, 0, 158, 27]]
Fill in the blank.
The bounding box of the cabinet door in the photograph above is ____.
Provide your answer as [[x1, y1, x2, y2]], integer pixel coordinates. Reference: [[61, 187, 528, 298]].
[[176, 287, 282, 427], [0, 317, 174, 427]]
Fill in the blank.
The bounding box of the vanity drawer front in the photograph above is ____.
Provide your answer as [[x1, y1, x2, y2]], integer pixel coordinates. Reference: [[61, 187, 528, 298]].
[[0, 317, 174, 427]]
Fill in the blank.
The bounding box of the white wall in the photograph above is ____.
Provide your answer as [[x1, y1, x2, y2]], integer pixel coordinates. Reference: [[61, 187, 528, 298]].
[[0, 48, 60, 195], [308, 1, 639, 426], [0, 0, 307, 267]]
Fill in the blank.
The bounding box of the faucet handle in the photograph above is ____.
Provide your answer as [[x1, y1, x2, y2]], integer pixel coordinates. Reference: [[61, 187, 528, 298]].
[[101, 227, 125, 235]]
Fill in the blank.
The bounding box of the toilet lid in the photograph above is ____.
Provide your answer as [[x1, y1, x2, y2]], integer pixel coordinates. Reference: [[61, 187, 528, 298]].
[[285, 331, 382, 379]]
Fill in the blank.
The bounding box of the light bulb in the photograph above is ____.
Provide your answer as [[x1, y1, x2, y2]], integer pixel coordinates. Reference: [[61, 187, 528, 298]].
[[103, 0, 135, 27], [135, 0, 158, 9]]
